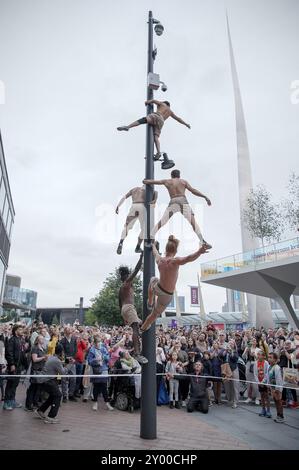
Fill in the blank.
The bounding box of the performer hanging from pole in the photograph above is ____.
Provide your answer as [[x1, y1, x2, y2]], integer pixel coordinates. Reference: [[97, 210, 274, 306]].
[[140, 236, 209, 333], [116, 186, 158, 255], [118, 252, 148, 364], [117, 100, 191, 160], [143, 169, 212, 248]]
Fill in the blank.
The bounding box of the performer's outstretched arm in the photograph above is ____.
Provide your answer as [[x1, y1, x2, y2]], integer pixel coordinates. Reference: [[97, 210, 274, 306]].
[[127, 251, 143, 283], [116, 189, 133, 214], [170, 112, 191, 129], [151, 242, 161, 264], [174, 244, 209, 266], [145, 99, 163, 106], [143, 178, 166, 186], [185, 182, 211, 206]]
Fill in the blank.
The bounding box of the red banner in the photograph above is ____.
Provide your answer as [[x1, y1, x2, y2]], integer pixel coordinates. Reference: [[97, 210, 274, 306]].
[[190, 286, 199, 305]]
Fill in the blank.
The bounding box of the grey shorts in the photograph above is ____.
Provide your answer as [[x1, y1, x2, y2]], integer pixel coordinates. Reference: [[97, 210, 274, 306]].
[[149, 277, 173, 315], [147, 112, 164, 137], [121, 304, 142, 325]]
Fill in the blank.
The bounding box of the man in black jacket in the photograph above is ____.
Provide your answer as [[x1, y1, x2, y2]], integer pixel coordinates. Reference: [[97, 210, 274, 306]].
[[3, 324, 28, 410], [60, 327, 78, 402], [169, 361, 209, 414]]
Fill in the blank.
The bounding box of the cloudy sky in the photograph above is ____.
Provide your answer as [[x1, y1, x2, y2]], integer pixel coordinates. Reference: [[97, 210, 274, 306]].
[[0, 0, 298, 311]]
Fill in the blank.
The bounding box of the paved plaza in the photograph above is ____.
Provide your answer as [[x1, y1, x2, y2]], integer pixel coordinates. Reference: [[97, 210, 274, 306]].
[[0, 389, 298, 450]]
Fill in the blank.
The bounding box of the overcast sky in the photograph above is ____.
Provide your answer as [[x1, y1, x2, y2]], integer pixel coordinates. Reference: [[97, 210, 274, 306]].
[[0, 0, 298, 311]]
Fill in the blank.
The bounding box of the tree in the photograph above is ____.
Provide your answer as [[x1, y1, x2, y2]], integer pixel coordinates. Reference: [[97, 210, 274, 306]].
[[84, 309, 98, 326], [242, 185, 283, 247], [52, 314, 60, 326], [282, 172, 299, 234], [88, 267, 143, 326]]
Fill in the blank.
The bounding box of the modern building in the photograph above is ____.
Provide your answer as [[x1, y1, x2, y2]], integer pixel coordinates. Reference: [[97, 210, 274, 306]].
[[3, 274, 37, 317], [37, 298, 88, 325], [0, 131, 15, 313], [201, 237, 299, 329]]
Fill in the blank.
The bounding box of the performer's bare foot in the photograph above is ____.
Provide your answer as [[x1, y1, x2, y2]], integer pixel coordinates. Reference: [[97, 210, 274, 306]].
[[117, 126, 129, 131], [117, 241, 123, 254], [202, 240, 212, 250]]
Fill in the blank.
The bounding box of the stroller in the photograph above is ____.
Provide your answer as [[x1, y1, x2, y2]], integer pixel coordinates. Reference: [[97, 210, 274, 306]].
[[110, 358, 140, 413]]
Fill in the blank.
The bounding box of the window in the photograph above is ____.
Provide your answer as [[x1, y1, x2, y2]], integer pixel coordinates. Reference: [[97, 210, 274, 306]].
[[0, 177, 5, 214], [6, 209, 11, 233], [2, 196, 8, 225]]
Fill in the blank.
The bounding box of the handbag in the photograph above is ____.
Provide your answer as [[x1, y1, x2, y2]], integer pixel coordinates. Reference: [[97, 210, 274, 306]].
[[221, 363, 233, 381]]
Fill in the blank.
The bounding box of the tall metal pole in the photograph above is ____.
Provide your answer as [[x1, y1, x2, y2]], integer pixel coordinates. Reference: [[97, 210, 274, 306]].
[[140, 10, 157, 440]]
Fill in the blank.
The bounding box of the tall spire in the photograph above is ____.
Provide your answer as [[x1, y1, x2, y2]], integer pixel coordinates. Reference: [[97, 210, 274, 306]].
[[226, 13, 273, 328]]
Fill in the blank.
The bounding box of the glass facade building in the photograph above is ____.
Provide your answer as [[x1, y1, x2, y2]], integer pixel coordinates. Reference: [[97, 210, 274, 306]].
[[0, 131, 15, 312]]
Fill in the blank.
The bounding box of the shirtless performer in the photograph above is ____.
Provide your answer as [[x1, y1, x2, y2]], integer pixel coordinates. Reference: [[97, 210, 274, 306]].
[[118, 252, 148, 364], [140, 236, 209, 333], [117, 100, 191, 159], [116, 186, 158, 255], [143, 169, 212, 248]]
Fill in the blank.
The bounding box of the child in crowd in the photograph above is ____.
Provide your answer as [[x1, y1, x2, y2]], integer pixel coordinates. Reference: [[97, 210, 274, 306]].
[[254, 350, 271, 418], [165, 352, 183, 409], [268, 352, 285, 423]]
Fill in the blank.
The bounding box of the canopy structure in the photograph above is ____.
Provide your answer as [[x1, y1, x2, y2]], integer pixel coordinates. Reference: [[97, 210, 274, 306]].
[[200, 237, 299, 329]]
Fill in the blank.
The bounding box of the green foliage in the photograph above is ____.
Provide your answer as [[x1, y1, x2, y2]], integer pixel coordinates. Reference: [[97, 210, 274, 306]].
[[52, 314, 60, 326], [84, 309, 98, 326], [88, 267, 143, 326], [283, 172, 299, 233], [242, 185, 283, 246]]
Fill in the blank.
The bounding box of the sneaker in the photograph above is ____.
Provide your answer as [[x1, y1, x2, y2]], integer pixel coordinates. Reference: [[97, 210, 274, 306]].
[[181, 400, 186, 408], [135, 354, 148, 365], [3, 401, 13, 411], [175, 401, 181, 409], [232, 403, 238, 409], [209, 402, 213, 407], [259, 409, 266, 417], [24, 406, 34, 412], [106, 402, 114, 411], [12, 401, 22, 408], [266, 411, 272, 418], [34, 409, 46, 420], [44, 416, 60, 424], [68, 396, 77, 402], [92, 402, 98, 411], [274, 416, 285, 423], [255, 398, 260, 406], [83, 398, 88, 403], [292, 402, 299, 409], [244, 398, 252, 404], [169, 402, 174, 409]]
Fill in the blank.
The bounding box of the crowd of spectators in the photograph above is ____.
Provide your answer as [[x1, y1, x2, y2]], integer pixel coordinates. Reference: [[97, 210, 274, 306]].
[[0, 319, 298, 424]]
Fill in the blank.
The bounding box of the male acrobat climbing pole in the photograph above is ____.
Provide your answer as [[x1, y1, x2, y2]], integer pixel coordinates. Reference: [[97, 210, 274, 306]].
[[117, 100, 191, 159], [140, 236, 209, 333], [118, 252, 148, 364], [143, 169, 212, 248], [116, 186, 158, 255]]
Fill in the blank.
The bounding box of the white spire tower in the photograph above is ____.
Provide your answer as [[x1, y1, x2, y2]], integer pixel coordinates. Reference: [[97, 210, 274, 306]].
[[226, 14, 274, 328]]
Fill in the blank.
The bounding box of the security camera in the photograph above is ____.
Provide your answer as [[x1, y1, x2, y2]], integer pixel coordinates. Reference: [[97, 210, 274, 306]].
[[160, 81, 167, 92]]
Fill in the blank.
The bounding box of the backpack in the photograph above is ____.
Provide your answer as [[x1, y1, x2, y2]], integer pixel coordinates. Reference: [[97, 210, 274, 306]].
[[157, 379, 169, 405]]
